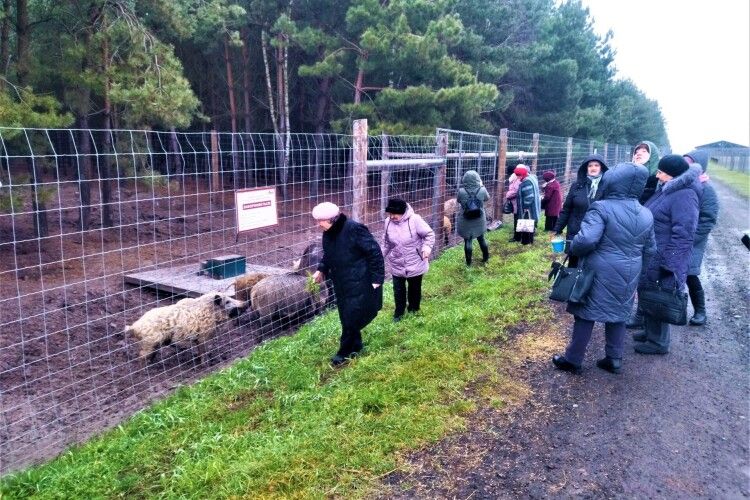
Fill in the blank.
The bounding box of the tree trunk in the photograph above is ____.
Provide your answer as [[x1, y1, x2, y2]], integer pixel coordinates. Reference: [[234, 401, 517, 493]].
[[314, 76, 332, 134], [261, 31, 278, 135], [240, 27, 252, 133], [15, 0, 29, 84], [17, 0, 49, 238], [100, 32, 113, 228], [0, 0, 11, 80], [224, 37, 239, 189], [354, 66, 364, 105]]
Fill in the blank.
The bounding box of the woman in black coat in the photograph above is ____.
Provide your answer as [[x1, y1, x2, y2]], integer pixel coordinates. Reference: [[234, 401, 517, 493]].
[[633, 156, 701, 355], [552, 163, 655, 375], [312, 202, 385, 366], [683, 150, 719, 325], [553, 154, 608, 267]]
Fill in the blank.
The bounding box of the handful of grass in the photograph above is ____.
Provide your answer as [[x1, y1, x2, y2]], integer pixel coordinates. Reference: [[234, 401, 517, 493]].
[[305, 272, 321, 299]]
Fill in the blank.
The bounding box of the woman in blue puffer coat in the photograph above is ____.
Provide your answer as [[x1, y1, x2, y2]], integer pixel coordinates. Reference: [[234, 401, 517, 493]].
[[633, 155, 701, 355], [552, 162, 655, 375]]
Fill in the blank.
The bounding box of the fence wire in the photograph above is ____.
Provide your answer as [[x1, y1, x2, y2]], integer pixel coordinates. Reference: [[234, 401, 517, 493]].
[[0, 124, 644, 474]]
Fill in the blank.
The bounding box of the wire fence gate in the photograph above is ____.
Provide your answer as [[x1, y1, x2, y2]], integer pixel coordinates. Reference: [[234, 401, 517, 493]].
[[0, 120, 635, 474]]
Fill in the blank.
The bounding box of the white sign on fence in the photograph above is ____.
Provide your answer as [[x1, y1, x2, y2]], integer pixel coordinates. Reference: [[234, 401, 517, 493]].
[[235, 187, 278, 233]]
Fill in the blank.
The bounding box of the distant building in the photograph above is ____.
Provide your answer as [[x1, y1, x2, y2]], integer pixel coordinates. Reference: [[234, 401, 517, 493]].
[[694, 140, 749, 172]]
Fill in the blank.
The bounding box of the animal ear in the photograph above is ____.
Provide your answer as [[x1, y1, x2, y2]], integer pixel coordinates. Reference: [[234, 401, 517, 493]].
[[214, 294, 222, 306]]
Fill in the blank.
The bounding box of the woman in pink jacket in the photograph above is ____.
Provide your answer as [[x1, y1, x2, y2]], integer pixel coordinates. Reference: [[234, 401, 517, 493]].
[[383, 198, 435, 321]]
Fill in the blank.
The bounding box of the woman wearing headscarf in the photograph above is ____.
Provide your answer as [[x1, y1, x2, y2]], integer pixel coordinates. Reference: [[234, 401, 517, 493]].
[[508, 165, 541, 245], [312, 202, 385, 366], [552, 162, 655, 374], [382, 198, 435, 322], [553, 154, 608, 267], [626, 140, 664, 328], [632, 140, 662, 204], [456, 170, 490, 265], [633, 155, 701, 355], [504, 167, 524, 242], [541, 170, 562, 231], [681, 150, 719, 325]]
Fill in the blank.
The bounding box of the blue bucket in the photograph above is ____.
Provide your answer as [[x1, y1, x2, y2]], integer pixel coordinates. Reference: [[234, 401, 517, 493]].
[[551, 237, 565, 253]]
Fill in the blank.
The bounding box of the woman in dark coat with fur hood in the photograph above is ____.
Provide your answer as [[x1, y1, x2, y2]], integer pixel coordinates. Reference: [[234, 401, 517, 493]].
[[312, 202, 385, 366], [633, 156, 701, 355], [683, 149, 719, 325], [552, 162, 655, 375], [553, 154, 608, 267]]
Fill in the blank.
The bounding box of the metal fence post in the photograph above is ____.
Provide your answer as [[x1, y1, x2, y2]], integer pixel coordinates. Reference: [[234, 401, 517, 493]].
[[531, 133, 539, 173], [380, 133, 390, 215], [210, 130, 219, 207], [494, 128, 508, 220], [352, 119, 368, 222]]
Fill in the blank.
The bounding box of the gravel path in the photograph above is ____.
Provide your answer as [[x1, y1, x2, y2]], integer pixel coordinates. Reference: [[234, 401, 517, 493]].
[[385, 179, 750, 499]]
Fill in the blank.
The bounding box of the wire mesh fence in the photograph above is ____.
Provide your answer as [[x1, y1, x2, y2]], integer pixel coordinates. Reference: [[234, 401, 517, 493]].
[[0, 123, 634, 474]]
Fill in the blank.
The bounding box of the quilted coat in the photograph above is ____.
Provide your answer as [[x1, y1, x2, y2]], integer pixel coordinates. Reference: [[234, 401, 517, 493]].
[[383, 204, 435, 278], [456, 170, 490, 239], [643, 165, 702, 288], [318, 214, 385, 331], [566, 162, 656, 322]]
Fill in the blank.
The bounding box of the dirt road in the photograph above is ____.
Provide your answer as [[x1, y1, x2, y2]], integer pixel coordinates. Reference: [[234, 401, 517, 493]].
[[386, 179, 750, 498]]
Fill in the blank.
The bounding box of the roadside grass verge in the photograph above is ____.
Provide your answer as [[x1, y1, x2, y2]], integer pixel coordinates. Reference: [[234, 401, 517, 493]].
[[709, 160, 750, 198], [1, 228, 554, 499]]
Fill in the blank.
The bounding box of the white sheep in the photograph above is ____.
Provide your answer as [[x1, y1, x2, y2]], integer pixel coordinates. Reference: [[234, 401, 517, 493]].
[[125, 292, 248, 365]]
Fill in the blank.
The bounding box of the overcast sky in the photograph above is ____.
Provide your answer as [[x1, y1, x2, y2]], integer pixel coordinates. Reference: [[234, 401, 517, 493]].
[[580, 0, 750, 152]]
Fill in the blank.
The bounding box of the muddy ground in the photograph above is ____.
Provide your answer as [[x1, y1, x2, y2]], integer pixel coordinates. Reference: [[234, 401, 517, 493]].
[[381, 179, 749, 498]]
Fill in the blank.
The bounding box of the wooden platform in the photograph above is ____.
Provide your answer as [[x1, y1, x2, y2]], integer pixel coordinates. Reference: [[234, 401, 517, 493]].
[[124, 263, 289, 298]]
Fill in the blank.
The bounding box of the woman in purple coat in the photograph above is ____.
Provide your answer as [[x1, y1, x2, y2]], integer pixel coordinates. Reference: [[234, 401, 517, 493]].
[[383, 199, 435, 321], [633, 155, 701, 354]]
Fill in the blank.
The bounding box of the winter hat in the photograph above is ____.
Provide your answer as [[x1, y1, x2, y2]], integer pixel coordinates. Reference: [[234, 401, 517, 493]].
[[542, 170, 556, 181], [384, 198, 408, 215], [657, 155, 690, 178], [311, 202, 340, 220], [514, 165, 529, 177]]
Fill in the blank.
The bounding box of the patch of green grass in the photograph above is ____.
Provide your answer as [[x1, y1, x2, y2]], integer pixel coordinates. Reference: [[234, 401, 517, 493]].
[[709, 160, 750, 198], [0, 228, 554, 499]]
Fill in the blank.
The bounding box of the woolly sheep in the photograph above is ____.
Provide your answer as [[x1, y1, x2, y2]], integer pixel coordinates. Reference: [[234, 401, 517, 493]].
[[125, 292, 248, 365]]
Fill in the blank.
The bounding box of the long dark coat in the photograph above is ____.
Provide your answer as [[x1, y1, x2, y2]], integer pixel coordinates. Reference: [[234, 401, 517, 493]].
[[643, 166, 702, 288], [456, 170, 490, 239], [566, 163, 656, 323], [318, 214, 385, 330], [684, 151, 720, 275], [553, 154, 609, 239]]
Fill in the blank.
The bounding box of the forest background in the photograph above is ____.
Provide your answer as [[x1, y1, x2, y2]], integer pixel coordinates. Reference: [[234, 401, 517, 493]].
[[0, 0, 669, 146]]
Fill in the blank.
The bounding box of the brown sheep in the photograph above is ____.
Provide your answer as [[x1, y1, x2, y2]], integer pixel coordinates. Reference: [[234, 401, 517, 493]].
[[234, 272, 269, 304]]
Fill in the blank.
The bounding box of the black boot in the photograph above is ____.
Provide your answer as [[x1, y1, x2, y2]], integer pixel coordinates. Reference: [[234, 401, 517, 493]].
[[596, 356, 622, 374], [689, 288, 707, 325], [464, 247, 472, 266], [626, 309, 644, 329], [552, 354, 582, 374]]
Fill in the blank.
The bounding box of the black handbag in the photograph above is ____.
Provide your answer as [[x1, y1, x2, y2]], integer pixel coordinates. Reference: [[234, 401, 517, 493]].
[[502, 199, 514, 214], [548, 255, 595, 304], [638, 277, 688, 325]]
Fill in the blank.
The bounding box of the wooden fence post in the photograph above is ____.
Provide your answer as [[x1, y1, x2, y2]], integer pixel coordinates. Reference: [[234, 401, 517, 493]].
[[614, 144, 620, 164], [493, 128, 508, 220], [589, 140, 594, 155], [210, 130, 220, 207], [379, 133, 390, 215], [433, 132, 448, 252], [531, 133, 539, 173], [351, 119, 368, 223], [564, 137, 573, 189], [603, 143, 609, 164]]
